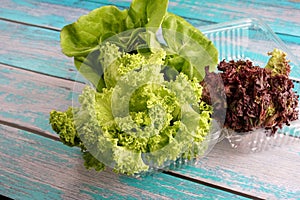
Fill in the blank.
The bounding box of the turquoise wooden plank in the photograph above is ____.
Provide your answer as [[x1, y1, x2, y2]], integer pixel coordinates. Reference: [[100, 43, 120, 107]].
[[0, 0, 211, 29], [1, 0, 299, 66], [0, 63, 80, 134], [1, 57, 299, 199], [0, 64, 298, 199], [0, 124, 250, 200], [1, 0, 101, 29], [168, 139, 300, 200], [1, 0, 300, 37], [99, 0, 300, 37], [0, 20, 79, 80], [0, 18, 299, 83], [0, 1, 299, 198]]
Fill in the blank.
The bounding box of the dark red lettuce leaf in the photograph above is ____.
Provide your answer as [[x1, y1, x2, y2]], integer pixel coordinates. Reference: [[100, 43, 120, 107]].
[[201, 59, 299, 135]]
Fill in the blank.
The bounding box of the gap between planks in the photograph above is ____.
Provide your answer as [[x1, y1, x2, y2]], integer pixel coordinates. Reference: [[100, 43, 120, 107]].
[[0, 61, 258, 199], [0, 12, 298, 199], [1, 13, 299, 44], [0, 62, 256, 197], [0, 67, 260, 200], [163, 170, 265, 200], [0, 61, 85, 84], [0, 118, 59, 142], [0, 62, 79, 140], [0, 117, 260, 199], [0, 17, 60, 32], [0, 41, 296, 200]]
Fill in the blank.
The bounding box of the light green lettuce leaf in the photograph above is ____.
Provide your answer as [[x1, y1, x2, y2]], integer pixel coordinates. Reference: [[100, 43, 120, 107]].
[[126, 0, 169, 30], [49, 107, 82, 148], [104, 48, 166, 89], [51, 47, 213, 175], [76, 65, 211, 173], [60, 0, 169, 91], [61, 6, 128, 57], [110, 64, 165, 118], [265, 48, 291, 76], [113, 146, 149, 175], [162, 12, 219, 81]]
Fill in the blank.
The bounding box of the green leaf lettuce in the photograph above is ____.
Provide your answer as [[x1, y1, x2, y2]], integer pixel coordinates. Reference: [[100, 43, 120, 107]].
[[50, 48, 213, 175], [51, 0, 219, 175]]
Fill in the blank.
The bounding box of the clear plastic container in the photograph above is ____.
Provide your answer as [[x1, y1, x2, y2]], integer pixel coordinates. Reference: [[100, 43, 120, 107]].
[[71, 26, 223, 176], [200, 18, 300, 153]]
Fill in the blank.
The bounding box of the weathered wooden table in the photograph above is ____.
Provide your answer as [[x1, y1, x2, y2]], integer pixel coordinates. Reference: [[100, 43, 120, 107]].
[[1, 0, 299, 199]]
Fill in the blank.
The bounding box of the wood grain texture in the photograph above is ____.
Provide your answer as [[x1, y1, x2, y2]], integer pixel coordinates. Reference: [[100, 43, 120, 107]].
[[0, 0, 300, 199], [0, 20, 80, 81], [170, 139, 300, 200], [0, 0, 98, 30], [1, 0, 299, 81], [0, 64, 299, 199], [0, 124, 249, 200], [1, 0, 300, 44], [0, 0, 211, 29], [0, 19, 299, 83], [103, 0, 300, 37], [0, 63, 81, 135], [1, 0, 300, 37]]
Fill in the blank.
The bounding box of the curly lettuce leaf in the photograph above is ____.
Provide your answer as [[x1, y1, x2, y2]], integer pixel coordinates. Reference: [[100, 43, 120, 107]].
[[53, 38, 214, 175], [111, 64, 165, 118], [265, 48, 291, 76], [83, 151, 106, 171], [73, 61, 212, 174], [49, 107, 107, 172], [146, 74, 212, 166], [70, 85, 149, 175], [104, 47, 166, 88], [112, 146, 149, 175], [49, 107, 83, 148]]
